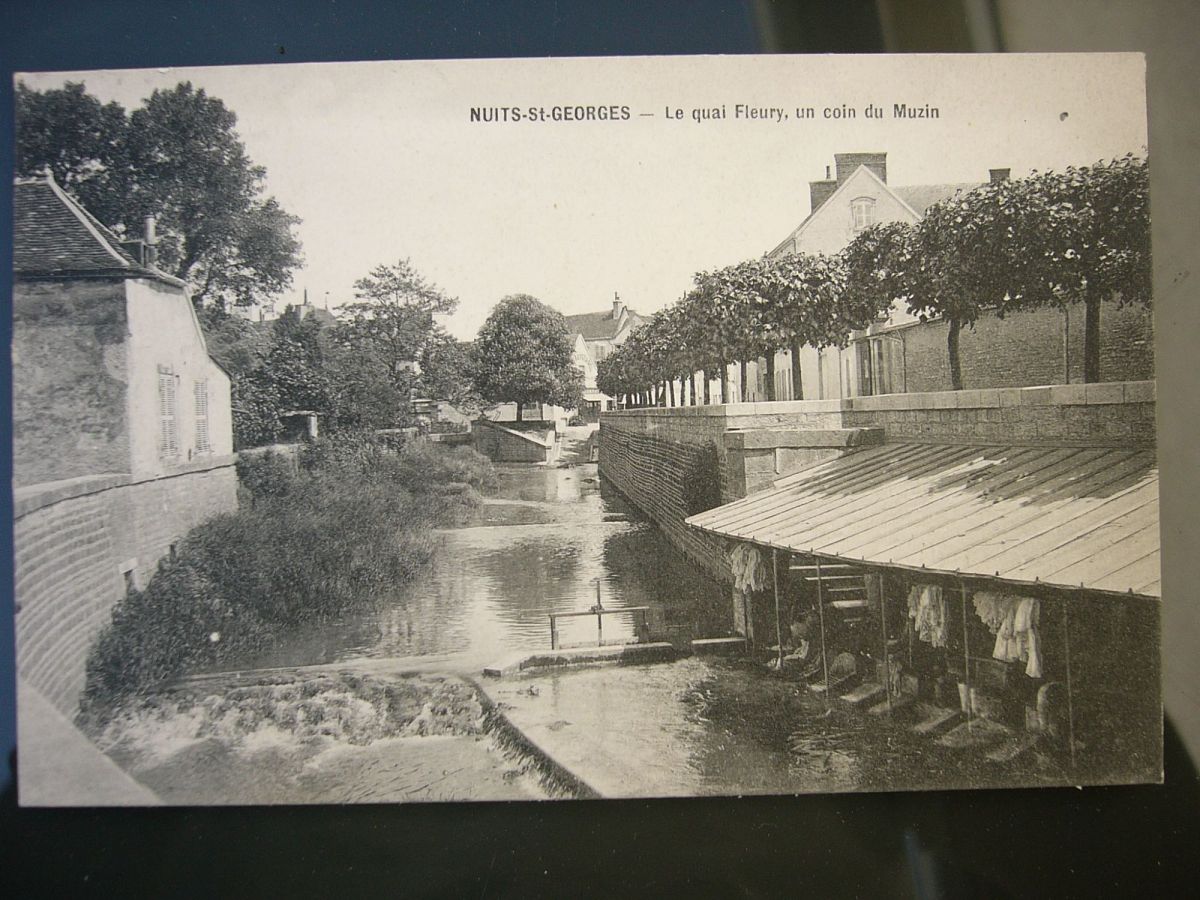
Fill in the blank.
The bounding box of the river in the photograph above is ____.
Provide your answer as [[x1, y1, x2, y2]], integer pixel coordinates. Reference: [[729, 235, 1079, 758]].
[[91, 450, 1062, 802]]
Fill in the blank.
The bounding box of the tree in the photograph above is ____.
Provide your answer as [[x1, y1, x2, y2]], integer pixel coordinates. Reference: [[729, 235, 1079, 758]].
[[419, 331, 479, 411], [327, 258, 465, 426], [15, 80, 302, 311], [196, 305, 269, 377], [843, 199, 990, 391], [472, 295, 584, 420], [232, 306, 331, 448], [15, 82, 128, 225], [983, 156, 1150, 382], [338, 259, 459, 374]]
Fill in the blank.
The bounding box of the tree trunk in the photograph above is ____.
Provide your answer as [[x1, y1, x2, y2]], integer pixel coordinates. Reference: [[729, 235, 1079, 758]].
[[1083, 294, 1101, 383], [765, 352, 777, 402], [668, 378, 676, 407], [740, 360, 749, 402], [692, 372, 699, 405], [947, 318, 963, 391], [720, 363, 729, 404], [515, 402, 524, 422], [703, 369, 711, 405], [790, 342, 803, 401]]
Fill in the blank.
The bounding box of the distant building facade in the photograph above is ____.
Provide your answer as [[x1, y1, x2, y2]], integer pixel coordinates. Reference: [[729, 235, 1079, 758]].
[[564, 294, 644, 420]]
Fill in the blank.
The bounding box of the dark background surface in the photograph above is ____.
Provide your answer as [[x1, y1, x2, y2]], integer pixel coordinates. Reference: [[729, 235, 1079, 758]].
[[2, 1, 1197, 896]]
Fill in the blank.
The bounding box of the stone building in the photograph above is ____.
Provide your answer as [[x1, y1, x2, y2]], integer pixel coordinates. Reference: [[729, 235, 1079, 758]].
[[12, 176, 238, 718], [564, 293, 643, 419]]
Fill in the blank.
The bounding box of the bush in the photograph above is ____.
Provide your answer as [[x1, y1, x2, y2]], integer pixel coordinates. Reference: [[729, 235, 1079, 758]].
[[81, 436, 497, 716], [235, 449, 298, 502]]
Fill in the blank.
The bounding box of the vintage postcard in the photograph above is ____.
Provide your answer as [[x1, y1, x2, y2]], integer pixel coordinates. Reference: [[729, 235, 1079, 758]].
[[11, 53, 1158, 805]]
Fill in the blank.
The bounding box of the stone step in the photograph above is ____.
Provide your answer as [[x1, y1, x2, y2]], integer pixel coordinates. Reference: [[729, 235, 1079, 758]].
[[690, 637, 747, 656], [840, 681, 886, 708], [867, 691, 917, 716], [809, 674, 857, 696], [935, 717, 1012, 750], [912, 704, 965, 736], [985, 732, 1041, 764]]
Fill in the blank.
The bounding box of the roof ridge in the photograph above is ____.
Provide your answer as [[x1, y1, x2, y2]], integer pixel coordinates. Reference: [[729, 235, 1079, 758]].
[[41, 176, 132, 268]]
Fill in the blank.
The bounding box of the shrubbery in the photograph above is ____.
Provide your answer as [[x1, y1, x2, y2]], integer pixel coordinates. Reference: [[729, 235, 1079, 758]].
[[81, 435, 495, 718]]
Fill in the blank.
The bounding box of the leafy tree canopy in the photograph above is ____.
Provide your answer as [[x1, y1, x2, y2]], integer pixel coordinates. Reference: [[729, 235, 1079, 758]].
[[336, 259, 459, 368], [471, 294, 584, 417], [16, 80, 302, 311]]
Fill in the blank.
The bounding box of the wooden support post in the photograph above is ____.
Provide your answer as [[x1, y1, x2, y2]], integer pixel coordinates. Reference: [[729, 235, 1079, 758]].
[[960, 580, 972, 732], [550, 615, 559, 650], [878, 573, 892, 714], [816, 558, 831, 700], [1063, 597, 1077, 770], [596, 580, 604, 646], [772, 549, 783, 670]]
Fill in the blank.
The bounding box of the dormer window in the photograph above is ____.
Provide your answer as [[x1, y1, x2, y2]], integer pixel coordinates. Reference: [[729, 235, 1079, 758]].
[[851, 197, 876, 232]]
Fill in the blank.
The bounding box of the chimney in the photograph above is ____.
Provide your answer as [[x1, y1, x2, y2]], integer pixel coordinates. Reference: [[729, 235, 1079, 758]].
[[613, 291, 624, 320], [989, 167, 1011, 184], [809, 179, 838, 214], [142, 216, 157, 267], [834, 152, 887, 185]]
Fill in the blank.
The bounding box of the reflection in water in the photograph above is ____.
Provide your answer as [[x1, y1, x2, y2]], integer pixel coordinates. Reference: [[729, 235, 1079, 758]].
[[210, 463, 730, 675]]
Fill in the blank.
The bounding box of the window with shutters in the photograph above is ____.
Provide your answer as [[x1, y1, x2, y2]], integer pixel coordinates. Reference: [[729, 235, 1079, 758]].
[[158, 368, 179, 458], [850, 197, 876, 232], [193, 379, 211, 454]]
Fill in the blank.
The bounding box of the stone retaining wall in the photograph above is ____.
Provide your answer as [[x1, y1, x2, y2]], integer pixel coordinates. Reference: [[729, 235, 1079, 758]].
[[14, 458, 238, 716], [599, 381, 1156, 584]]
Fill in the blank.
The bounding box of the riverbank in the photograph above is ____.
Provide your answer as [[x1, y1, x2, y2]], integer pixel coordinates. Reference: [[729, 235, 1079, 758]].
[[79, 437, 495, 720]]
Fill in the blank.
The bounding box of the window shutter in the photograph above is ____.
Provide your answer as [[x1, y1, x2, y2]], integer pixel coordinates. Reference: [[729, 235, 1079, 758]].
[[158, 371, 178, 457], [193, 380, 211, 453]]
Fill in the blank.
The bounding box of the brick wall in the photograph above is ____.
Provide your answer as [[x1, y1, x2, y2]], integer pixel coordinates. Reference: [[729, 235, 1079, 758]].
[[12, 280, 131, 487], [14, 460, 238, 717], [898, 300, 1154, 392], [599, 410, 735, 582]]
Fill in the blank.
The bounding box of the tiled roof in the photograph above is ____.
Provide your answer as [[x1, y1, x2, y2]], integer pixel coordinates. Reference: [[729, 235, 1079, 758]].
[[564, 308, 642, 341], [892, 182, 984, 216], [13, 177, 181, 286]]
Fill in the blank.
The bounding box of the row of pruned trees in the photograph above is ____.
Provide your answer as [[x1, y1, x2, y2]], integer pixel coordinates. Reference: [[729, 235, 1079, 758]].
[[597, 155, 1150, 404]]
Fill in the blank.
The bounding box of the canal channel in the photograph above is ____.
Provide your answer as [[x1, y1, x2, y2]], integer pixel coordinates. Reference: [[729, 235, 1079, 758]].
[[88, 456, 1073, 802]]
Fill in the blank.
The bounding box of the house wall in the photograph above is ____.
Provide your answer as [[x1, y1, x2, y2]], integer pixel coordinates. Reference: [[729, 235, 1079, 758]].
[[125, 278, 234, 477], [11, 280, 131, 487], [13, 460, 239, 717], [772, 167, 918, 258]]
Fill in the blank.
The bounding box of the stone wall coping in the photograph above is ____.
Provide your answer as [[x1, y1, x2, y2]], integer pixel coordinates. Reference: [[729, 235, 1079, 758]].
[[14, 454, 237, 519], [474, 418, 554, 448], [599, 380, 1155, 420], [725, 427, 885, 450]]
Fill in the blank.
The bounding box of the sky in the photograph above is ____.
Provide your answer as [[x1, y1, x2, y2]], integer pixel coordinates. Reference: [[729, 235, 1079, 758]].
[[18, 54, 1148, 340]]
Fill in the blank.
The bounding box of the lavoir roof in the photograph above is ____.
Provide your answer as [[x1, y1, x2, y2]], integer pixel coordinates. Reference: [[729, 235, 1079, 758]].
[[686, 443, 1160, 599]]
